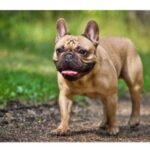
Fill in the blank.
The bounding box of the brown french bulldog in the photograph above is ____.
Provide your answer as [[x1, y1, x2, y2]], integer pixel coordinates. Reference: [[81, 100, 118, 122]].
[[52, 18, 143, 135]]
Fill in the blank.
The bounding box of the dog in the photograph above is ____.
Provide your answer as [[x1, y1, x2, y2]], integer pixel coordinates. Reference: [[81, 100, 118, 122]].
[[52, 18, 143, 135]]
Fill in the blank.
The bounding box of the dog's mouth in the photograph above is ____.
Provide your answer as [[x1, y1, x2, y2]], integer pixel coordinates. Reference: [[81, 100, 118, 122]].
[[61, 70, 79, 76], [61, 70, 82, 81], [56, 61, 96, 81]]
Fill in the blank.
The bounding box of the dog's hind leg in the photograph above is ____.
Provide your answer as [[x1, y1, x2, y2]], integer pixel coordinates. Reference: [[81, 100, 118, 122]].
[[122, 54, 143, 127]]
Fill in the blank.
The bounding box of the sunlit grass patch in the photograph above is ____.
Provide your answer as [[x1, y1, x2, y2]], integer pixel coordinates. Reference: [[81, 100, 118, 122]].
[[0, 49, 55, 75]]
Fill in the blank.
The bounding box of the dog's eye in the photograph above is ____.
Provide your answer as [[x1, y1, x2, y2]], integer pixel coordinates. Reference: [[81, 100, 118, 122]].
[[78, 49, 88, 56], [56, 48, 64, 54]]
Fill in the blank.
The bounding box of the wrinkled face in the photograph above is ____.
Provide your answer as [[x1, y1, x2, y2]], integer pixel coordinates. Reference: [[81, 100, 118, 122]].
[[53, 35, 96, 81], [53, 18, 99, 81]]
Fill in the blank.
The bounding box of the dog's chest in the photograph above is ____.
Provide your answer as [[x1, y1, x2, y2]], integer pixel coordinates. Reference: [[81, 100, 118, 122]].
[[68, 79, 101, 97]]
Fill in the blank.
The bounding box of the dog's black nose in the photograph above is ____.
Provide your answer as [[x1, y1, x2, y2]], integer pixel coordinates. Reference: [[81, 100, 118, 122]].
[[65, 53, 73, 62]]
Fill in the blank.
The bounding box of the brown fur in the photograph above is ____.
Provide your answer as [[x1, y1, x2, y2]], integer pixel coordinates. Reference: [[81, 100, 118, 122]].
[[52, 18, 143, 135]]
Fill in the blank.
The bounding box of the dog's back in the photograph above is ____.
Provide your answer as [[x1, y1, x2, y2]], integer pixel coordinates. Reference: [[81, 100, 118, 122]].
[[99, 36, 139, 78]]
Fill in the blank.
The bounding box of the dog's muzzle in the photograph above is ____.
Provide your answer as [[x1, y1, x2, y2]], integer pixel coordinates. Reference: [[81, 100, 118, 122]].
[[64, 53, 74, 63]]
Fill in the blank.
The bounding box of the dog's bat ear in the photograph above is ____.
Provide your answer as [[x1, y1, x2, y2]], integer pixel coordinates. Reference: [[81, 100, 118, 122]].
[[83, 20, 99, 46], [56, 18, 68, 42]]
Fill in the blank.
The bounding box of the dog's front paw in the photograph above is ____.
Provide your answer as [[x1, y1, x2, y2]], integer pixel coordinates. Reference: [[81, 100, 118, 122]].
[[51, 126, 70, 135], [107, 126, 119, 135], [128, 116, 140, 128]]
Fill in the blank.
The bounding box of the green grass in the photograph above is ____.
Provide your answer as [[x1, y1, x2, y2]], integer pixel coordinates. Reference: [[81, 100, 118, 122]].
[[0, 11, 150, 106], [0, 48, 59, 106], [141, 53, 150, 92]]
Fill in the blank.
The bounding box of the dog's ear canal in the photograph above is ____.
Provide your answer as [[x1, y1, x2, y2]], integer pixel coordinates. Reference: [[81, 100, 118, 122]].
[[56, 18, 68, 42], [83, 20, 99, 46]]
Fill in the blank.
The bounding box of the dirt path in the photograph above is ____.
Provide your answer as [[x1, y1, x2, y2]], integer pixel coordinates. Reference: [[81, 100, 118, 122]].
[[0, 94, 150, 142]]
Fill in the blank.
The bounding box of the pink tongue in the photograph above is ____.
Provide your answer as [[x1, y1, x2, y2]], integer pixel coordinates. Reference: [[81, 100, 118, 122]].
[[62, 70, 78, 76]]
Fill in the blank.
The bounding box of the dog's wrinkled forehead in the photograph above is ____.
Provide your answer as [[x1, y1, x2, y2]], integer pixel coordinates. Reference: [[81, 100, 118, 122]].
[[64, 37, 79, 50], [55, 35, 95, 51]]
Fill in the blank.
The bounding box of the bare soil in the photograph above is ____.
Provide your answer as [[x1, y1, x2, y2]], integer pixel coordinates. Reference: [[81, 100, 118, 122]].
[[0, 93, 150, 142]]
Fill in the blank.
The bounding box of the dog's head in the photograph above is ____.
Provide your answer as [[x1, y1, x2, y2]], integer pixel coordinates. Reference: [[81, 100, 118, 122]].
[[53, 18, 99, 81]]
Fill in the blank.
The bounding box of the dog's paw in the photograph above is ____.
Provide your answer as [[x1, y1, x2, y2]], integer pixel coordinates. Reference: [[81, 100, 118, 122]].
[[50, 127, 70, 135], [128, 117, 140, 128], [107, 126, 119, 135]]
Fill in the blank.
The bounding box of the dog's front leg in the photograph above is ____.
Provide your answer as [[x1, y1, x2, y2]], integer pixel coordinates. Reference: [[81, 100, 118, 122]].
[[54, 92, 73, 135], [101, 93, 119, 135]]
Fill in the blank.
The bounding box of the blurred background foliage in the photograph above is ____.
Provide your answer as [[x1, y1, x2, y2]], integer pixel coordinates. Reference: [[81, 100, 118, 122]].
[[0, 11, 150, 106]]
